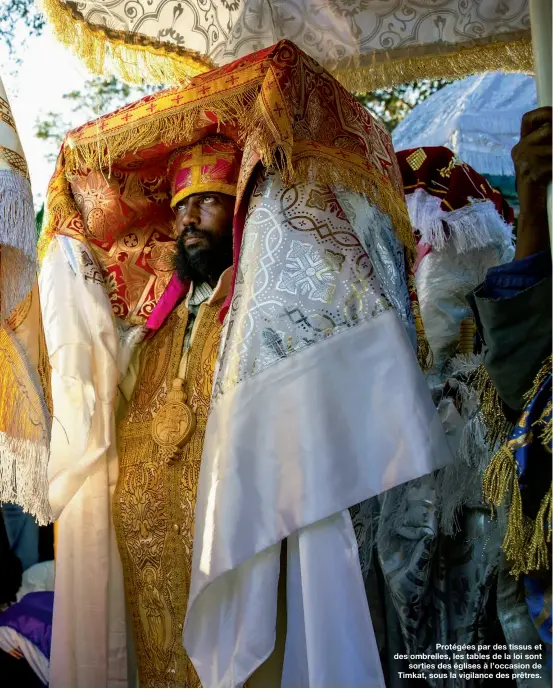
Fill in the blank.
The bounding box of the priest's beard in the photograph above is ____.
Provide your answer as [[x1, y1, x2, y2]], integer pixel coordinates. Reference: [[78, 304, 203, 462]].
[[175, 225, 233, 286]]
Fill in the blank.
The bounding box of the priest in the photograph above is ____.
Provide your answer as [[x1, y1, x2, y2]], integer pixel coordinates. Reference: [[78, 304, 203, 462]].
[[39, 40, 453, 688], [113, 134, 240, 687]]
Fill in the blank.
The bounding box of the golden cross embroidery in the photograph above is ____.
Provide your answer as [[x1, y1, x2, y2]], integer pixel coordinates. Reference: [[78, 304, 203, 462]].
[[185, 145, 235, 188]]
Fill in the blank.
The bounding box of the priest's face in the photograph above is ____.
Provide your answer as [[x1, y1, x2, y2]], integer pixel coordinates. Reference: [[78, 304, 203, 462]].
[[174, 192, 234, 287]]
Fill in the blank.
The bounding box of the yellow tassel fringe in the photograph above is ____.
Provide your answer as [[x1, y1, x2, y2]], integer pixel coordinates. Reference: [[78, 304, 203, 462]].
[[482, 441, 550, 578], [526, 484, 552, 573], [472, 364, 512, 448], [63, 83, 262, 173], [39, 0, 213, 87], [335, 34, 533, 93], [483, 443, 516, 507]]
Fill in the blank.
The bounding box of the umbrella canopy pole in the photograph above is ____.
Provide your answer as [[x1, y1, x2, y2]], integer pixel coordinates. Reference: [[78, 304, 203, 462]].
[[529, 0, 552, 246]]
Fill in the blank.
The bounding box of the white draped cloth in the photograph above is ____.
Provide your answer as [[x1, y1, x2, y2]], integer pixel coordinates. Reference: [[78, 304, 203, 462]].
[[41, 176, 452, 688], [184, 175, 453, 687], [39, 236, 128, 688]]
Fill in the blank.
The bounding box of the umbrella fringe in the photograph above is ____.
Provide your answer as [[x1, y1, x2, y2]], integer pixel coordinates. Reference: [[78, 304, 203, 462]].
[[39, 0, 213, 87]]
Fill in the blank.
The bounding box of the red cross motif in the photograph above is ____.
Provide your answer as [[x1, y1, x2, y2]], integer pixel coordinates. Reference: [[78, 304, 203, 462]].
[[172, 94, 184, 106], [122, 113, 133, 122], [200, 84, 211, 96], [273, 103, 284, 118], [226, 74, 239, 87], [146, 103, 157, 113]]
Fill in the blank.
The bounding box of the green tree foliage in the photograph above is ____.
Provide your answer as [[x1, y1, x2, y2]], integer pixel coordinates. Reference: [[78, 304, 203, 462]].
[[356, 80, 450, 132], [0, 0, 44, 56], [35, 203, 44, 240]]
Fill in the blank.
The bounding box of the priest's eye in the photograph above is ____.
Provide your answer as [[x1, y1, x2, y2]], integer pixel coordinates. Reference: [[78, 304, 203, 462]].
[[201, 195, 216, 205]]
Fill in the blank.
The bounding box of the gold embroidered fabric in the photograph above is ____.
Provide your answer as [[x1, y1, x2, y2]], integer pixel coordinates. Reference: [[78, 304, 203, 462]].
[[113, 300, 222, 687]]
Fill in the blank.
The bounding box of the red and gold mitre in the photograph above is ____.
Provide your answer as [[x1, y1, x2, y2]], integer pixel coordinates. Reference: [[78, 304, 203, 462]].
[[167, 135, 242, 208]]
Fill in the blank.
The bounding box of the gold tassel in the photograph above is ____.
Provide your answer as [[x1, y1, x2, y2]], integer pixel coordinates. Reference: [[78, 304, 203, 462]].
[[472, 364, 512, 448], [526, 484, 552, 573], [502, 474, 528, 577], [483, 443, 515, 507]]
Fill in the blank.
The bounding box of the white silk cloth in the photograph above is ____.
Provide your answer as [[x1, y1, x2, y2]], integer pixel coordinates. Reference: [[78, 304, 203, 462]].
[[39, 236, 127, 688], [184, 176, 453, 687]]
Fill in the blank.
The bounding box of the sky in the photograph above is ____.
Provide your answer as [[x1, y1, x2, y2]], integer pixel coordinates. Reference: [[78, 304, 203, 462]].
[[1, 25, 105, 208]]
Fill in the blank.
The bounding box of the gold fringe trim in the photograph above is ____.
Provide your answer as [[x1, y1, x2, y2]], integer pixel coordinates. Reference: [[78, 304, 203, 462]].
[[528, 355, 552, 448], [482, 441, 530, 578], [471, 364, 512, 448], [0, 327, 53, 524], [335, 35, 533, 93], [38, 188, 79, 264], [526, 484, 552, 573], [63, 83, 262, 173], [482, 442, 515, 507], [482, 354, 553, 578], [39, 0, 213, 87], [539, 400, 552, 447]]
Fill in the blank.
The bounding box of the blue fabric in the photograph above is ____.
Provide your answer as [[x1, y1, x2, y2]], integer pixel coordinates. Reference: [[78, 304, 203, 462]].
[[1, 504, 39, 572], [483, 250, 551, 299]]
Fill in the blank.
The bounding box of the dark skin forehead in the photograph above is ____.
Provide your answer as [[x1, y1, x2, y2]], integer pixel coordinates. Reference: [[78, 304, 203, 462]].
[[174, 192, 235, 238]]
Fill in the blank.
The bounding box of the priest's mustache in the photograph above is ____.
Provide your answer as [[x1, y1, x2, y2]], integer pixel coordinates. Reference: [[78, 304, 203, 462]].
[[182, 224, 210, 241]]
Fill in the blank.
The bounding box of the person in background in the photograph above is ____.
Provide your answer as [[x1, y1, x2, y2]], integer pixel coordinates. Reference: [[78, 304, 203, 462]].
[[356, 147, 522, 689], [468, 105, 552, 676], [468, 106, 551, 410]]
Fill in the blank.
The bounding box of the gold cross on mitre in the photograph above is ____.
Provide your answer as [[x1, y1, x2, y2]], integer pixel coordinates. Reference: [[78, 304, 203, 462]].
[[185, 141, 236, 187]]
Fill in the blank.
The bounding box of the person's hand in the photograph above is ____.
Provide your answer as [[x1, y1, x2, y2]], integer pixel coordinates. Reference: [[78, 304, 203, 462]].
[[512, 106, 552, 259]]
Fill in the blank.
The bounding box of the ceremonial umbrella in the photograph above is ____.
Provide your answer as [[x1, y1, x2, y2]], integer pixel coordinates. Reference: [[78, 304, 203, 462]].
[[40, 0, 551, 234], [392, 72, 538, 214], [40, 0, 533, 91], [0, 74, 52, 526]]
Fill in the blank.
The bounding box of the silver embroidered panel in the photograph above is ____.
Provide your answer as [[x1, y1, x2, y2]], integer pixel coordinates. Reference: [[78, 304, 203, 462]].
[[212, 174, 392, 401], [334, 188, 417, 353]]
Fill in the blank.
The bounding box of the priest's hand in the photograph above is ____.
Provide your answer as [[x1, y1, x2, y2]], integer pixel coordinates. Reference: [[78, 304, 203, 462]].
[[512, 106, 552, 260]]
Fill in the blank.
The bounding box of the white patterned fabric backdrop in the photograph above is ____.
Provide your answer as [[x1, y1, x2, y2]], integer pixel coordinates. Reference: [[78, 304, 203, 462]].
[[42, 0, 532, 88]]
